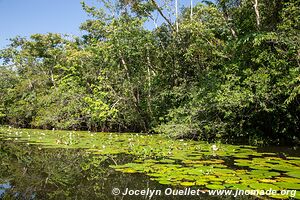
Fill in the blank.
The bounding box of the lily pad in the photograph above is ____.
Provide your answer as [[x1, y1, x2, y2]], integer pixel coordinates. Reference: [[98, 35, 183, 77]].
[[249, 183, 280, 190], [224, 183, 249, 190], [273, 182, 300, 190], [206, 184, 225, 190], [286, 171, 300, 179], [180, 182, 195, 186]]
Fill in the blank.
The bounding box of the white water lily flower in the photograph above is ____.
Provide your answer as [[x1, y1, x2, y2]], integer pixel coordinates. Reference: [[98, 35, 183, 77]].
[[211, 144, 218, 151]]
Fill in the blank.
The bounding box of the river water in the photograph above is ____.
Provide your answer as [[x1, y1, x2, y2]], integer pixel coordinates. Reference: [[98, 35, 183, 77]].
[[0, 128, 299, 200]]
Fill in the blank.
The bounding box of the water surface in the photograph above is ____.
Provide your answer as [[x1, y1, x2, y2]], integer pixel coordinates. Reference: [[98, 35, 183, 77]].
[[0, 128, 299, 200]]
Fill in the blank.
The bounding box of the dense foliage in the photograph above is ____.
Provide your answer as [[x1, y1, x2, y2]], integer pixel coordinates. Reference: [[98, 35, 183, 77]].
[[0, 0, 299, 144]]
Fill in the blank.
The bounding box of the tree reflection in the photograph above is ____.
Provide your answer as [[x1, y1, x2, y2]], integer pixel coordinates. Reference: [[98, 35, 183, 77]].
[[0, 140, 256, 200]]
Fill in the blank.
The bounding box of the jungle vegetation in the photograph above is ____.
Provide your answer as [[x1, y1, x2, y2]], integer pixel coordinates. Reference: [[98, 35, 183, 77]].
[[0, 0, 299, 144]]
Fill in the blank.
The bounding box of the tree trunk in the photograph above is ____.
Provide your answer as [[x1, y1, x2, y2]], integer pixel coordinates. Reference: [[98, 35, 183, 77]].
[[253, 0, 260, 29], [175, 0, 179, 32], [190, 0, 193, 20]]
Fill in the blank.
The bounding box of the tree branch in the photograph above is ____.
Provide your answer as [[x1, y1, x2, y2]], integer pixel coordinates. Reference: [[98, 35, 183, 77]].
[[150, 0, 175, 31]]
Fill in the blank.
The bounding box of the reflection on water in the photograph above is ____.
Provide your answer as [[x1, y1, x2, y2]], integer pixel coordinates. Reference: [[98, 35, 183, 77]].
[[0, 128, 299, 200], [0, 140, 256, 200]]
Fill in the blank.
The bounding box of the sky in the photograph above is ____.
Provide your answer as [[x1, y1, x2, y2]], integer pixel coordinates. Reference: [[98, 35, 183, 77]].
[[0, 0, 201, 49], [0, 0, 95, 49]]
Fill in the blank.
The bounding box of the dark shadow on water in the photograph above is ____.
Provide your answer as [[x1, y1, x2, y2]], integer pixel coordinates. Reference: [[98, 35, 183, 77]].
[[257, 146, 300, 157], [0, 140, 258, 200]]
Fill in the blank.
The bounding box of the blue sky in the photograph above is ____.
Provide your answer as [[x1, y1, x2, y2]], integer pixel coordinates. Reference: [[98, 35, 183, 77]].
[[0, 0, 95, 49], [0, 0, 201, 49]]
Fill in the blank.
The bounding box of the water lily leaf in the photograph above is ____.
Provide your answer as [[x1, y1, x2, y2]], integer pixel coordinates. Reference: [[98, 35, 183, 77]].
[[272, 165, 299, 172], [235, 170, 248, 175], [249, 170, 270, 175], [294, 191, 300, 200], [206, 184, 225, 190], [119, 168, 137, 173], [210, 164, 228, 168], [259, 179, 277, 183], [180, 182, 195, 186], [276, 177, 300, 183], [273, 182, 300, 190], [240, 179, 258, 185], [183, 159, 224, 164], [158, 159, 175, 164], [262, 171, 281, 177], [287, 157, 300, 160], [268, 194, 289, 199], [249, 165, 271, 170], [286, 171, 300, 179], [158, 180, 172, 185], [196, 181, 207, 185], [225, 180, 240, 184], [224, 183, 249, 190], [249, 183, 280, 190]]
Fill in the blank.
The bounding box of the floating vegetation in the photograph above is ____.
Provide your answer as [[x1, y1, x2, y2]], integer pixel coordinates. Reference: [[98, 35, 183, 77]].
[[249, 183, 280, 190], [286, 171, 300, 179], [0, 127, 299, 199]]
